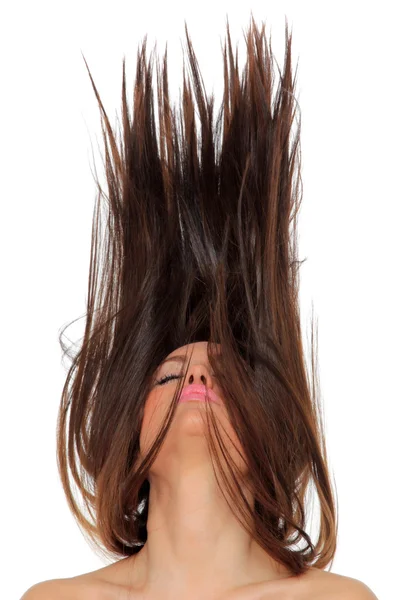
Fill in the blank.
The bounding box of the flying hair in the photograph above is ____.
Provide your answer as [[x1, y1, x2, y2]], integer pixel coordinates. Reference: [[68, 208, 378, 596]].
[[56, 13, 338, 577]]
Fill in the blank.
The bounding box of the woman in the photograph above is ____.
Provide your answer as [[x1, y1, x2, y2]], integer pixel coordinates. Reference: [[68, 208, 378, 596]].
[[22, 15, 378, 600]]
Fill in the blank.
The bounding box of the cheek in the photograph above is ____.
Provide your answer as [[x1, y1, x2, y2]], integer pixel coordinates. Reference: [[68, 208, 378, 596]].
[[139, 389, 171, 454]]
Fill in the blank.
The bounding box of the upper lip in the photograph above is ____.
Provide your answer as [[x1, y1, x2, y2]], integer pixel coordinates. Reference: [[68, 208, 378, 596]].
[[180, 384, 220, 404]]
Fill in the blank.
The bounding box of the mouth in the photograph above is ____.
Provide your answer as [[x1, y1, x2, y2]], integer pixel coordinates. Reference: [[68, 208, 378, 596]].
[[179, 384, 220, 404]]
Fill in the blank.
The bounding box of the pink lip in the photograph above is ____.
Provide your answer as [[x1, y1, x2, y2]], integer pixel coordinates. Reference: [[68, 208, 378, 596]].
[[179, 384, 220, 404]]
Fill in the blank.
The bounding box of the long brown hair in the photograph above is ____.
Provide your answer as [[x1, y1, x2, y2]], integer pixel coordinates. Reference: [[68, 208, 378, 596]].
[[56, 14, 338, 577]]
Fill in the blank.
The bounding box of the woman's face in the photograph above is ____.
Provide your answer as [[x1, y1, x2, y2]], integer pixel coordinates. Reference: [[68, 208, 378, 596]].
[[139, 341, 248, 480]]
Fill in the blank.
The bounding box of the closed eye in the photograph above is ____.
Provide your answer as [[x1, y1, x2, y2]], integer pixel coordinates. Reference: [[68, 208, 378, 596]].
[[155, 372, 217, 386], [155, 373, 181, 386]]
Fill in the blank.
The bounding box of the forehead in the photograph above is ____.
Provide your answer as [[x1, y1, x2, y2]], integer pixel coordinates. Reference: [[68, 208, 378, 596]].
[[166, 341, 221, 359]]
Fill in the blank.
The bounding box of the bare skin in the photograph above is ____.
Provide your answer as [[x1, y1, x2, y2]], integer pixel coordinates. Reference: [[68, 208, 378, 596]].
[[61, 561, 359, 600], [56, 341, 362, 599], [22, 342, 374, 598], [119, 341, 297, 598]]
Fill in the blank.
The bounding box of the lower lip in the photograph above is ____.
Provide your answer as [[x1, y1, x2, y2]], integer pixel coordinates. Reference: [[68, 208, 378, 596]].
[[179, 394, 214, 403]]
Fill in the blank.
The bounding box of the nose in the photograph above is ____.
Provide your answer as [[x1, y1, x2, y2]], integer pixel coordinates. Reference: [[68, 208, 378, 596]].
[[186, 363, 214, 388]]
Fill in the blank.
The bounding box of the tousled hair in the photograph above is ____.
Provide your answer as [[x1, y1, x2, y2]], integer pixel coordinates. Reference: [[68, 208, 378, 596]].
[[56, 14, 338, 577]]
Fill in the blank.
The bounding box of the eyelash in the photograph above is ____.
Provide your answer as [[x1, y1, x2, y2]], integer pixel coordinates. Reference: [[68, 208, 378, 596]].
[[155, 373, 181, 386]]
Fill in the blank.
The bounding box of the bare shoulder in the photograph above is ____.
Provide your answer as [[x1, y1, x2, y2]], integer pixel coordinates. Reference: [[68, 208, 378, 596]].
[[19, 576, 104, 600], [300, 568, 379, 600], [20, 558, 136, 600], [331, 574, 379, 599], [20, 579, 70, 599]]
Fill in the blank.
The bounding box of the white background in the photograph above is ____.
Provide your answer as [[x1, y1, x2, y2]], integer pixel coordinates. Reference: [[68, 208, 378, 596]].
[[1, 2, 397, 599]]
